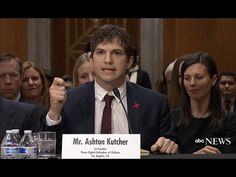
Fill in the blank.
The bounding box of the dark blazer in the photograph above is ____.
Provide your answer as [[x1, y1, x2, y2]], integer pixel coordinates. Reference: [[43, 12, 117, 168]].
[[234, 100, 236, 113], [19, 96, 49, 127], [129, 69, 152, 90], [136, 70, 152, 90], [0, 97, 45, 142], [171, 108, 236, 153], [50, 81, 177, 151]]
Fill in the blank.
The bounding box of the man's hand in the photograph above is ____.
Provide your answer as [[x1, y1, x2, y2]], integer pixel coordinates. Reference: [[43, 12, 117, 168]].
[[193, 145, 221, 154], [151, 137, 179, 154], [48, 77, 67, 121]]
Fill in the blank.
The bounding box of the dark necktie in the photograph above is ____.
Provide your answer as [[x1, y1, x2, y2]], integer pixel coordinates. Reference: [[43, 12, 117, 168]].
[[224, 99, 231, 112], [101, 94, 114, 134]]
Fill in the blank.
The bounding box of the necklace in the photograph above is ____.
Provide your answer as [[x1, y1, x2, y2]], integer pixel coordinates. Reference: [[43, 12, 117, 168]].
[[192, 112, 211, 118]]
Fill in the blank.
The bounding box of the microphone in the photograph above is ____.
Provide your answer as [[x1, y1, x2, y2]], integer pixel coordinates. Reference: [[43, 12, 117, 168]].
[[113, 88, 133, 134]]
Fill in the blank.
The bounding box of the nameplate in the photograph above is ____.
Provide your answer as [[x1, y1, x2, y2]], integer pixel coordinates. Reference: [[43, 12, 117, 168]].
[[61, 134, 140, 159]]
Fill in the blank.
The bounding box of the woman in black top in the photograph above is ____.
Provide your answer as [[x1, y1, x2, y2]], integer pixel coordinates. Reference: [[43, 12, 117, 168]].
[[172, 52, 236, 154]]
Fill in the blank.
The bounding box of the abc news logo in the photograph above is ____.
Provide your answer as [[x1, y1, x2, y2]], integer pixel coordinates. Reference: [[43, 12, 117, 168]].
[[195, 138, 231, 145]]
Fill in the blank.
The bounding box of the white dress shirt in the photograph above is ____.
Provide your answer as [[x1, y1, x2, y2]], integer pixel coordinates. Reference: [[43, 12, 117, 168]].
[[94, 80, 129, 134]]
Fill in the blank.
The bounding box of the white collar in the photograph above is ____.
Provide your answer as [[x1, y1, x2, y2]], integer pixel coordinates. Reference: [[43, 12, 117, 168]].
[[129, 65, 139, 73], [94, 80, 126, 102]]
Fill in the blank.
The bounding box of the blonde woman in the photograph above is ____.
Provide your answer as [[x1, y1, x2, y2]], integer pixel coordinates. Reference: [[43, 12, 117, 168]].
[[21, 61, 49, 107], [73, 52, 94, 87]]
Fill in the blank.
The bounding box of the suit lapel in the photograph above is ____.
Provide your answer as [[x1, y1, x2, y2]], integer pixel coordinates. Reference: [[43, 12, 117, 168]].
[[126, 82, 141, 133]]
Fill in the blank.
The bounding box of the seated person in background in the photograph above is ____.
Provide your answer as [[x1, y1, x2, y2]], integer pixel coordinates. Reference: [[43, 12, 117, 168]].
[[163, 59, 177, 94], [0, 97, 45, 143], [0, 54, 48, 128], [0, 53, 23, 101], [46, 24, 179, 154], [72, 52, 94, 87], [127, 47, 152, 90], [156, 59, 177, 95], [219, 71, 236, 112], [62, 75, 73, 90], [171, 52, 236, 154], [155, 78, 166, 94], [21, 61, 49, 107], [168, 54, 191, 109]]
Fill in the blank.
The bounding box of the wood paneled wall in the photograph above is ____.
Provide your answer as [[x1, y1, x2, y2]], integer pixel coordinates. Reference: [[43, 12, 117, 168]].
[[164, 18, 236, 73], [0, 19, 28, 61], [51, 18, 140, 77]]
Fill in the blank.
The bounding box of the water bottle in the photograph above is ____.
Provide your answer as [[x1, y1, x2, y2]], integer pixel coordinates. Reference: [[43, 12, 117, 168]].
[[12, 129, 21, 143], [18, 130, 37, 159], [1, 130, 18, 159]]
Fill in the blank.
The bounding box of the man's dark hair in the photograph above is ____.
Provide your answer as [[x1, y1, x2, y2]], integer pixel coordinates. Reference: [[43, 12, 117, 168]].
[[0, 53, 22, 75], [219, 71, 236, 81], [90, 24, 133, 58], [130, 47, 139, 68]]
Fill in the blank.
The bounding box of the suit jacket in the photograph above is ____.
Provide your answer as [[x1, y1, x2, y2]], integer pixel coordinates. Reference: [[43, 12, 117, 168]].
[[0, 97, 45, 142], [234, 100, 236, 113], [19, 96, 49, 127], [136, 70, 152, 89], [171, 108, 236, 153], [129, 69, 152, 90], [50, 81, 177, 151]]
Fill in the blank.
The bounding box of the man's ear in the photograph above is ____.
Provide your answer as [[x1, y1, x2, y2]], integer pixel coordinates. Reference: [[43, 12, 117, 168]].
[[127, 56, 134, 70], [212, 74, 218, 86]]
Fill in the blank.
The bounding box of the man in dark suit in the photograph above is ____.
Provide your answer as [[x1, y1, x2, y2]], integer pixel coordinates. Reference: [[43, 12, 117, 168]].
[[219, 71, 236, 112], [0, 97, 45, 143], [127, 47, 152, 89], [46, 24, 179, 154], [0, 53, 49, 128]]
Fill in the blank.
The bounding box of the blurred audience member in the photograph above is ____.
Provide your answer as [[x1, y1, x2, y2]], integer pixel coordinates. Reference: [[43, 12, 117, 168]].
[[0, 53, 23, 101], [168, 54, 190, 109], [21, 61, 49, 107], [73, 52, 94, 87], [62, 75, 73, 90], [127, 47, 152, 89], [164, 59, 177, 91], [156, 59, 177, 95], [155, 78, 166, 94], [0, 54, 47, 138], [219, 71, 236, 112]]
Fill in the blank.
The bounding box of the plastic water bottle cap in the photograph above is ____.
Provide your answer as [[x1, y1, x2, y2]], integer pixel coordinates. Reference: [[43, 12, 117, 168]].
[[6, 130, 12, 133], [24, 130, 32, 134], [12, 129, 19, 133]]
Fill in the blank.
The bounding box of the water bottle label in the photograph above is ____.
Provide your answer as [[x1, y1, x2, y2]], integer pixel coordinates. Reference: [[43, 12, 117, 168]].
[[18, 147, 37, 158], [1, 147, 18, 158]]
